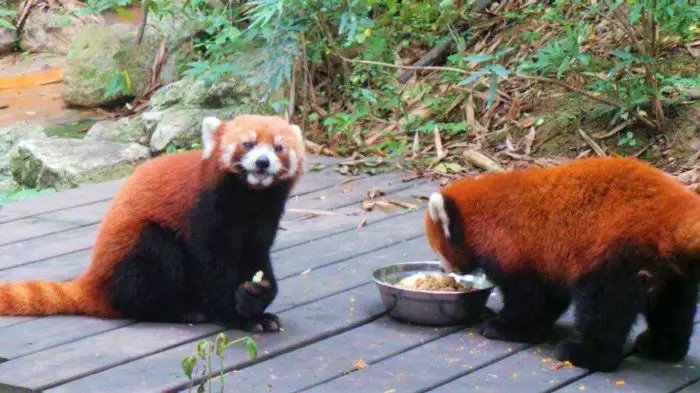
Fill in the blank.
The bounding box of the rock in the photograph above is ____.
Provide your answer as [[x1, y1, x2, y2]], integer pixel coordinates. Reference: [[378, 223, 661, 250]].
[[0, 122, 48, 174], [0, 27, 14, 55], [147, 106, 242, 152], [19, 9, 104, 55], [10, 138, 150, 190], [62, 23, 167, 108], [149, 76, 259, 110], [85, 116, 148, 144]]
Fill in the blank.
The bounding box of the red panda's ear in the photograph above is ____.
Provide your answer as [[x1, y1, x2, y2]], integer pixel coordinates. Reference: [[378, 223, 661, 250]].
[[290, 124, 306, 156], [201, 117, 222, 159]]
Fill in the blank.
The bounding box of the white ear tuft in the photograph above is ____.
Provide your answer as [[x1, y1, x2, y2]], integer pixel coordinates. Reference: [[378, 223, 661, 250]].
[[201, 116, 222, 159], [290, 124, 303, 140], [428, 192, 451, 239]]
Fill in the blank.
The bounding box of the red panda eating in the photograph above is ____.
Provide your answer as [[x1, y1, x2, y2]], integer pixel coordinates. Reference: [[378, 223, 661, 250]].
[[424, 156, 700, 371], [0, 114, 306, 333]]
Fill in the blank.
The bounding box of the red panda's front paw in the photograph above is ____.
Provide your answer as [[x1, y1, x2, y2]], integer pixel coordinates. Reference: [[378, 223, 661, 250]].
[[555, 340, 622, 372], [242, 313, 282, 333], [235, 280, 275, 320], [478, 317, 545, 343]]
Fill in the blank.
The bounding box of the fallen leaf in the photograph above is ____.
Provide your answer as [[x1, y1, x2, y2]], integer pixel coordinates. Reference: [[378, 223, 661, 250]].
[[357, 218, 368, 228], [300, 269, 311, 275], [353, 359, 368, 369], [615, 380, 625, 386]]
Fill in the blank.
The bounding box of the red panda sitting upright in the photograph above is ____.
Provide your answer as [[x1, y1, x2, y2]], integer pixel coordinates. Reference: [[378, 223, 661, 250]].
[[0, 114, 305, 333], [424, 156, 700, 371]]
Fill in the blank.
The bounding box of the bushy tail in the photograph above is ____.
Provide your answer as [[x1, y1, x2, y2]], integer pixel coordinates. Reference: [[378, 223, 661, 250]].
[[0, 279, 117, 317]]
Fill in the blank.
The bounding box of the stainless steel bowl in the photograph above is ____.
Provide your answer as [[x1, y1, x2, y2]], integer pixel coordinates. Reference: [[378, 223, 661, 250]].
[[372, 261, 495, 326]]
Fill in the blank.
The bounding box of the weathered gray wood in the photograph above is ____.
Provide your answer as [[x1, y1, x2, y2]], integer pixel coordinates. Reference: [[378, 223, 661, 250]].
[[303, 329, 528, 393], [272, 236, 433, 312], [0, 156, 342, 224], [677, 380, 700, 392], [0, 173, 424, 267], [0, 317, 133, 360], [0, 202, 432, 361], [196, 317, 463, 393], [0, 203, 109, 247], [17, 234, 434, 391], [0, 316, 35, 329], [0, 225, 97, 269], [29, 284, 385, 392], [553, 325, 700, 393], [0, 322, 224, 391], [427, 310, 700, 393], [274, 206, 427, 279], [0, 155, 348, 246], [0, 180, 124, 224]]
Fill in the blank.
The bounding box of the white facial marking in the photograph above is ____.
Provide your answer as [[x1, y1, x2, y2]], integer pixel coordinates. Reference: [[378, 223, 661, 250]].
[[220, 144, 236, 167], [428, 192, 451, 239], [249, 131, 257, 141], [286, 149, 298, 178], [201, 117, 222, 159], [274, 135, 283, 146], [437, 253, 454, 273], [241, 144, 282, 187]]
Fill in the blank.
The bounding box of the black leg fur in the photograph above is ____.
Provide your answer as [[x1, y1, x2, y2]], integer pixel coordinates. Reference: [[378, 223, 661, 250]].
[[556, 264, 645, 372], [108, 223, 194, 322], [479, 270, 570, 343], [635, 278, 698, 362]]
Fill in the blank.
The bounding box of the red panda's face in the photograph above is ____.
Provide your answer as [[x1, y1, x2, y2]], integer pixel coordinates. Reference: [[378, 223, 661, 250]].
[[201, 115, 306, 189]]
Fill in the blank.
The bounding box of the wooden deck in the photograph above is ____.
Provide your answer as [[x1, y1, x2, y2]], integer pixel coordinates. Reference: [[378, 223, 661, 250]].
[[0, 154, 699, 393]]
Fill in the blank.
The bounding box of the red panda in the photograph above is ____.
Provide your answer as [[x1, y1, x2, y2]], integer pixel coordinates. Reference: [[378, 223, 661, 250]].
[[424, 156, 700, 372], [0, 114, 305, 333]]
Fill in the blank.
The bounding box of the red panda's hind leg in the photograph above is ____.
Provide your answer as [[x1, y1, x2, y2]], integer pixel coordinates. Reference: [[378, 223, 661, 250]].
[[107, 223, 196, 323], [479, 269, 571, 343], [556, 264, 646, 372], [634, 277, 697, 362]]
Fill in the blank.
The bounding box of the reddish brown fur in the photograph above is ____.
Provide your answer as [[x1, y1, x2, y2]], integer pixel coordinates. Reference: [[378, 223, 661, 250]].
[[0, 114, 304, 317], [424, 156, 700, 284]]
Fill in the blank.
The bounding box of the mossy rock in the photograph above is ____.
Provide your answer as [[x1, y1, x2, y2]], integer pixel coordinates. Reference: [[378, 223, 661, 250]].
[[85, 116, 148, 144], [0, 122, 48, 175], [61, 23, 167, 108], [10, 138, 150, 190]]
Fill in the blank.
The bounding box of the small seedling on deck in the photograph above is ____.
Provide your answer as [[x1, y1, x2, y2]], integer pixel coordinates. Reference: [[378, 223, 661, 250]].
[[182, 333, 258, 393]]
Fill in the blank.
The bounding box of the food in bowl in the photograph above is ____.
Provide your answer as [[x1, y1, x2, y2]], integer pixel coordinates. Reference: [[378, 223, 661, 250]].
[[395, 272, 472, 292]]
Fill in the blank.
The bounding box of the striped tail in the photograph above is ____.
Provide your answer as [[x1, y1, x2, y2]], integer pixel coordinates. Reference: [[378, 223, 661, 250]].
[[0, 279, 118, 317]]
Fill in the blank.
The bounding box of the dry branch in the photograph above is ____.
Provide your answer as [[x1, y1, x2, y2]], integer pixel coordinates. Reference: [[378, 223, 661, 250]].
[[463, 149, 504, 172]]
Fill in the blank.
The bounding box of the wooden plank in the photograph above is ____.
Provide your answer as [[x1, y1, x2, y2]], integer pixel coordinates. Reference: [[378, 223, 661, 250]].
[[302, 329, 527, 393], [677, 380, 700, 393], [274, 181, 432, 251], [0, 203, 109, 247], [0, 174, 423, 269], [427, 310, 700, 393], [0, 317, 133, 360], [0, 316, 35, 329], [0, 180, 124, 224], [0, 203, 431, 358], [0, 155, 341, 224], [0, 155, 348, 246], [274, 206, 427, 279], [193, 317, 463, 393], [17, 283, 385, 392], [552, 325, 700, 393], [23, 230, 436, 392]]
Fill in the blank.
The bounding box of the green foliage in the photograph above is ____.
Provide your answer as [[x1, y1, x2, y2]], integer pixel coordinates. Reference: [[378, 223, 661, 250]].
[[182, 333, 258, 393], [516, 0, 700, 128], [0, 7, 16, 30], [104, 70, 134, 100]]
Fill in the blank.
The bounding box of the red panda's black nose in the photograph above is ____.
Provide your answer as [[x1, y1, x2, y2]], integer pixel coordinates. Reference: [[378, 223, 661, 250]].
[[255, 156, 270, 170]]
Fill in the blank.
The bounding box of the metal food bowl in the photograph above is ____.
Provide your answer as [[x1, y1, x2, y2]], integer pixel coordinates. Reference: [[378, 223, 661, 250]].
[[372, 261, 495, 326]]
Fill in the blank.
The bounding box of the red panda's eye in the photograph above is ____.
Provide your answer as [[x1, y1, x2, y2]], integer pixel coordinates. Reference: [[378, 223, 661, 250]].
[[274, 145, 284, 153], [243, 141, 255, 150]]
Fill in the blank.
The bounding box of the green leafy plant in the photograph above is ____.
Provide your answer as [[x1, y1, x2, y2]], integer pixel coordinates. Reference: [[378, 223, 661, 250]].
[[0, 7, 17, 30], [181, 333, 258, 393]]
